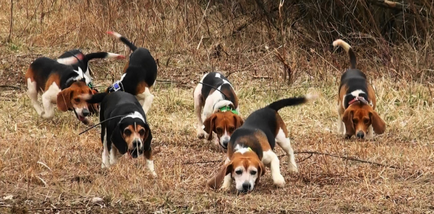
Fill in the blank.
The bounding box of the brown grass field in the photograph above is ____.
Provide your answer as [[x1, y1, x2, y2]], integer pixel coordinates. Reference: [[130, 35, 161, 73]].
[[1, 1, 434, 213]]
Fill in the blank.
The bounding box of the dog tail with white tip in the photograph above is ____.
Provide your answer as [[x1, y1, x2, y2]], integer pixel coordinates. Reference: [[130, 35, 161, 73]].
[[333, 39, 357, 69], [267, 94, 317, 112], [85, 52, 125, 60], [107, 31, 137, 51]]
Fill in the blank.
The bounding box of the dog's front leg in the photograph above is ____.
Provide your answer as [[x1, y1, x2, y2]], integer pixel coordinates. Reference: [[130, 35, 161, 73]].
[[264, 151, 285, 187], [144, 150, 157, 177], [193, 86, 206, 139], [109, 146, 121, 166]]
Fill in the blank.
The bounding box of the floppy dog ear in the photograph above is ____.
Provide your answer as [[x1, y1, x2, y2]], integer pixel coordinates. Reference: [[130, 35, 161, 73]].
[[203, 114, 217, 140], [207, 162, 233, 189], [87, 89, 100, 114], [370, 111, 386, 134], [233, 114, 244, 129], [143, 125, 153, 152], [342, 110, 355, 137], [56, 89, 72, 112], [255, 161, 266, 185]]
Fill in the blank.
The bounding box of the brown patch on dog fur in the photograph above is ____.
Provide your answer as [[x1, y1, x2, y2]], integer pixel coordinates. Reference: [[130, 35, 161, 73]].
[[45, 74, 61, 91], [136, 81, 149, 95], [274, 112, 288, 137], [57, 81, 92, 112], [343, 103, 385, 137], [122, 124, 147, 151], [203, 111, 243, 141]]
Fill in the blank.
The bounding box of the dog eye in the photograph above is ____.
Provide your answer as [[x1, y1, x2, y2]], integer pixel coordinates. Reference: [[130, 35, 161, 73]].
[[250, 170, 257, 175], [235, 169, 242, 175], [352, 119, 358, 124], [124, 129, 132, 136], [363, 119, 370, 124], [139, 129, 146, 136], [74, 98, 80, 102], [228, 127, 235, 133], [216, 128, 223, 134]]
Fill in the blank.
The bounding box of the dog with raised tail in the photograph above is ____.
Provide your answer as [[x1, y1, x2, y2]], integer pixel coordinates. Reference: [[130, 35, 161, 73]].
[[207, 94, 316, 193], [333, 39, 385, 139], [105, 31, 158, 114], [57, 49, 125, 114]]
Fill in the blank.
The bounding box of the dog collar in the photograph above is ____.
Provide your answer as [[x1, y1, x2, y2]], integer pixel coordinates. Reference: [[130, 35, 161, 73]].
[[108, 81, 123, 92], [219, 106, 238, 115], [348, 96, 372, 106]]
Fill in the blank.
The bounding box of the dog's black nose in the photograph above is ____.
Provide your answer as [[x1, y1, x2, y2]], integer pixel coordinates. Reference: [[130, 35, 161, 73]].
[[132, 140, 141, 148], [82, 109, 90, 117], [356, 131, 365, 139], [242, 182, 251, 192], [222, 140, 229, 148]]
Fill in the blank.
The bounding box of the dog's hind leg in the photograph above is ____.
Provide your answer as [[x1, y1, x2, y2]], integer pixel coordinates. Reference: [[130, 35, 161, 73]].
[[275, 128, 298, 173], [193, 84, 206, 139], [27, 78, 44, 115], [137, 87, 154, 114]]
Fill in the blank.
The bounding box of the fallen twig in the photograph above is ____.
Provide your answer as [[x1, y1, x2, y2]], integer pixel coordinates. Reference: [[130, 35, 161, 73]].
[[0, 85, 21, 90], [294, 151, 400, 169], [183, 150, 400, 169]]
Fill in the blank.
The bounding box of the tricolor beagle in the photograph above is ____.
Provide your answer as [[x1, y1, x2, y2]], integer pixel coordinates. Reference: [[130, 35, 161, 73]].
[[193, 72, 243, 148], [333, 39, 386, 139], [87, 91, 156, 176], [57, 49, 125, 88], [207, 95, 315, 192], [25, 55, 94, 125], [57, 49, 125, 114], [106, 31, 158, 114]]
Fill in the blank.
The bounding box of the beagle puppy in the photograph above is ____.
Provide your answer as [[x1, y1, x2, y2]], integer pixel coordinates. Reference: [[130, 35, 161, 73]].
[[87, 91, 156, 176], [25, 55, 95, 125], [207, 95, 315, 192], [106, 31, 158, 114], [57, 49, 125, 114], [333, 39, 386, 139], [193, 72, 243, 148]]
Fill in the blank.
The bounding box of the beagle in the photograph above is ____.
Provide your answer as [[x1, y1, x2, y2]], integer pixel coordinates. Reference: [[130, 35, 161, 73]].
[[193, 72, 243, 148], [106, 31, 158, 114], [87, 91, 156, 176], [25, 55, 95, 125], [207, 95, 315, 192], [57, 49, 125, 88], [333, 39, 386, 139], [57, 49, 125, 114]]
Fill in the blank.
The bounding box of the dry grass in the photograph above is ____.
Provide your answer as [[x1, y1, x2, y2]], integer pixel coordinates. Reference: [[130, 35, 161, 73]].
[[1, 0, 434, 213]]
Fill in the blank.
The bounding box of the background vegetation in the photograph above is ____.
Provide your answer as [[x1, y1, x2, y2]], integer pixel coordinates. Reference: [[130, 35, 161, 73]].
[[0, 0, 433, 213]]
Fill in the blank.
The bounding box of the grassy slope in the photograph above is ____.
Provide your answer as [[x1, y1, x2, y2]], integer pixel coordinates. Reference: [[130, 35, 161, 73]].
[[1, 0, 433, 213]]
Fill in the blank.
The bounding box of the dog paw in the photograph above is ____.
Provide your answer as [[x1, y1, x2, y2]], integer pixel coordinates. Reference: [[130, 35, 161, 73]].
[[101, 163, 109, 169], [220, 185, 231, 192], [288, 163, 299, 173], [273, 174, 286, 187], [41, 112, 53, 119]]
